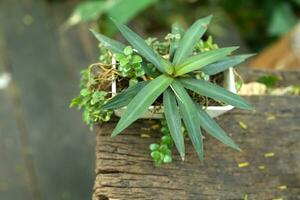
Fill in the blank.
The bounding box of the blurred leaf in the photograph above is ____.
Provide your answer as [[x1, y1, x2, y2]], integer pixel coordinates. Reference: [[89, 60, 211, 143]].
[[132, 55, 143, 63], [171, 81, 204, 160], [268, 2, 297, 36], [293, 0, 300, 6], [90, 29, 125, 54], [163, 88, 185, 160], [180, 78, 253, 110], [112, 18, 173, 75], [70, 96, 81, 108], [150, 143, 160, 151], [163, 154, 172, 163], [66, 0, 156, 31], [108, 0, 157, 23], [201, 54, 254, 75], [124, 46, 133, 55], [67, 1, 114, 26], [112, 75, 173, 136], [169, 23, 185, 61], [173, 15, 212, 65], [175, 47, 238, 76], [257, 75, 280, 87], [151, 151, 161, 160], [80, 88, 90, 96], [102, 81, 148, 110]]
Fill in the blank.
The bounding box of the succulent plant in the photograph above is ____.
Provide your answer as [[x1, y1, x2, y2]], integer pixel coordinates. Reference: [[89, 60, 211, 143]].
[[90, 15, 254, 160]]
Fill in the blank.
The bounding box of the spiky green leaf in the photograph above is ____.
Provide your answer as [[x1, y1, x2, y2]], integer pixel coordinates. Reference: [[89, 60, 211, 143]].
[[163, 88, 185, 160], [195, 103, 240, 150], [180, 78, 253, 110], [169, 23, 184, 61], [112, 19, 173, 75], [173, 15, 212, 65], [201, 54, 254, 75], [171, 81, 204, 160], [102, 81, 148, 110], [175, 47, 238, 76], [112, 75, 173, 136], [90, 29, 125, 54]]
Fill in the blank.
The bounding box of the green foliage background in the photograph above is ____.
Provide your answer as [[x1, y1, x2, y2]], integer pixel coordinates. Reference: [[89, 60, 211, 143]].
[[66, 0, 300, 51]]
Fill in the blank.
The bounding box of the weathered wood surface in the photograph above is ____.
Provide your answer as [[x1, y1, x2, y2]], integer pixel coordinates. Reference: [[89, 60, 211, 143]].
[[93, 96, 300, 200], [238, 68, 300, 87]]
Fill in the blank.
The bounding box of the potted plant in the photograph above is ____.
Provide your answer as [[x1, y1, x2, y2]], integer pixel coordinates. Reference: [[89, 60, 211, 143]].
[[71, 15, 253, 165]]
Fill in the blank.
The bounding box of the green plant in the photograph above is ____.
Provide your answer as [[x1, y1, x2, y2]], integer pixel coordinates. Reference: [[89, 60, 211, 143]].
[[70, 68, 113, 129], [150, 117, 188, 165], [92, 15, 254, 161], [194, 36, 219, 53], [150, 118, 173, 165], [115, 46, 145, 85], [257, 75, 280, 87]]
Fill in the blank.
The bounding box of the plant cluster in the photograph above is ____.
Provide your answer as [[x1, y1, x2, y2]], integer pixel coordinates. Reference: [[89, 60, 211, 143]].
[[71, 15, 253, 164], [150, 139, 172, 165], [194, 36, 219, 53], [115, 46, 145, 85], [150, 117, 189, 165], [70, 69, 113, 129]]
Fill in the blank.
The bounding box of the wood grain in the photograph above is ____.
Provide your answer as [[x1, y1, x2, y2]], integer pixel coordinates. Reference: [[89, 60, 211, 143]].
[[238, 68, 300, 87], [94, 96, 300, 200]]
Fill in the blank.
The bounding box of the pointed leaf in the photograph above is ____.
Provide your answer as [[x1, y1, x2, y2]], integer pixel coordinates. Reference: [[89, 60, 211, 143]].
[[102, 81, 148, 110], [173, 15, 212, 65], [112, 75, 173, 136], [112, 19, 173, 75], [169, 23, 184, 60], [163, 88, 185, 160], [180, 78, 253, 110], [171, 81, 204, 160], [195, 103, 240, 150], [90, 29, 126, 54], [175, 47, 238, 76], [201, 54, 254, 75]]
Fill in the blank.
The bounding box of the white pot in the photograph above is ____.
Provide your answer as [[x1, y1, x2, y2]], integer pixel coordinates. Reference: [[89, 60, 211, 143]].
[[111, 64, 236, 119]]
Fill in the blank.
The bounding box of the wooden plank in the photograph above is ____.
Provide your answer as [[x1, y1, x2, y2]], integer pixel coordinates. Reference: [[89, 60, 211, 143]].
[[238, 68, 300, 86], [94, 96, 300, 200]]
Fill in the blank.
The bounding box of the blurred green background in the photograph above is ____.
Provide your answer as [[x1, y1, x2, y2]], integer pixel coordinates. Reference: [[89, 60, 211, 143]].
[[65, 0, 300, 51]]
